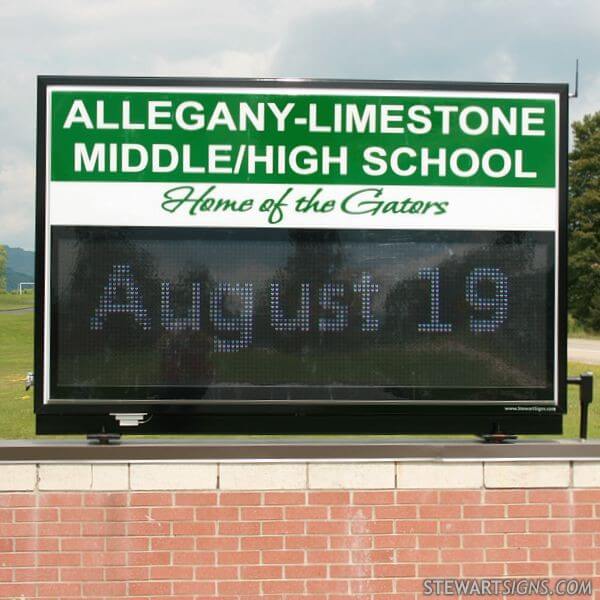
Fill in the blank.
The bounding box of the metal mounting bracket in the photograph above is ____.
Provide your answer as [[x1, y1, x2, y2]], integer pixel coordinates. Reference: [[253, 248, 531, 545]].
[[109, 413, 148, 427]]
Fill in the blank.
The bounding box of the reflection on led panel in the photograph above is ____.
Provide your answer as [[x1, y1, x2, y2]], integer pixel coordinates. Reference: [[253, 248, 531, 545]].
[[51, 227, 553, 399]]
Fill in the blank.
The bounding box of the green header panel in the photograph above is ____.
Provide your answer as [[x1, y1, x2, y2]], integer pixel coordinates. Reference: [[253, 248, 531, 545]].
[[49, 90, 556, 187]]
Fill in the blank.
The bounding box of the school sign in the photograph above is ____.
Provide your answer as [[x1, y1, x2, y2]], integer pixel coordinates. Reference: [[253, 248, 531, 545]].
[[35, 77, 567, 435]]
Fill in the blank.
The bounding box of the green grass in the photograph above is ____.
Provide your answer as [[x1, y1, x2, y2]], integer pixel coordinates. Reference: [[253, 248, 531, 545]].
[[0, 309, 598, 439], [0, 291, 34, 311]]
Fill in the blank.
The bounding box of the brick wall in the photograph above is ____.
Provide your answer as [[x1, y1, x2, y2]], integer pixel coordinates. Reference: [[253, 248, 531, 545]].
[[0, 460, 598, 599]]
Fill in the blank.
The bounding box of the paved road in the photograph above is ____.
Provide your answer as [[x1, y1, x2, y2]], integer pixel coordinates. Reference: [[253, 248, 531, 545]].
[[0, 307, 33, 314], [569, 338, 600, 365]]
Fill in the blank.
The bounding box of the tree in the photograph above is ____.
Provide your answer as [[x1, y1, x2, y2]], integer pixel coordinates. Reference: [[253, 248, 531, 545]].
[[0, 245, 7, 293], [568, 112, 600, 331]]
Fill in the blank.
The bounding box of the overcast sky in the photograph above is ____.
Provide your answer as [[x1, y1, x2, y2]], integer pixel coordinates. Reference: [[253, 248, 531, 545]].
[[1, 0, 598, 250]]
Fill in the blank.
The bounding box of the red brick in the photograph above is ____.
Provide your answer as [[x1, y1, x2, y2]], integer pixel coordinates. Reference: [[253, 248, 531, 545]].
[[16, 538, 58, 552], [170, 550, 215, 565], [39, 552, 81, 566], [330, 506, 372, 520], [507, 533, 549, 548], [396, 520, 437, 534], [263, 550, 304, 564], [83, 492, 128, 506], [373, 563, 416, 577], [286, 506, 328, 520], [220, 492, 261, 505], [219, 520, 260, 535], [330, 564, 372, 578], [463, 504, 504, 518], [507, 562, 550, 576], [173, 580, 215, 595], [60, 567, 104, 581], [330, 535, 371, 549], [0, 552, 35, 566], [553, 561, 594, 576], [104, 566, 148, 581], [129, 551, 170, 566], [38, 582, 81, 596], [528, 489, 570, 503], [350, 578, 393, 593], [531, 547, 572, 561], [61, 507, 104, 521], [394, 549, 437, 562], [174, 492, 218, 505], [307, 579, 349, 593], [263, 579, 305, 594], [150, 506, 194, 521], [573, 490, 600, 502], [309, 491, 350, 505], [353, 491, 394, 505], [195, 506, 239, 520], [39, 493, 82, 507], [0, 583, 36, 597], [484, 519, 526, 533], [81, 522, 125, 536], [241, 506, 283, 520], [418, 563, 461, 577], [306, 520, 348, 535], [150, 566, 194, 579], [105, 536, 149, 551], [484, 490, 527, 504], [61, 537, 104, 551], [0, 523, 36, 537], [508, 503, 550, 517], [307, 550, 349, 564], [374, 505, 417, 519], [574, 519, 600, 532], [193, 565, 237, 579], [486, 547, 528, 561], [419, 504, 461, 519], [241, 565, 283, 579], [374, 534, 417, 548], [82, 582, 127, 596], [127, 521, 170, 536], [129, 492, 172, 506], [82, 551, 126, 566], [242, 535, 284, 550], [129, 581, 171, 595], [285, 564, 327, 578], [264, 492, 305, 505], [551, 533, 594, 547], [195, 535, 238, 550], [217, 580, 261, 594], [0, 493, 35, 507], [552, 503, 592, 517], [172, 521, 215, 535], [463, 534, 504, 548], [440, 519, 482, 533], [151, 536, 194, 550], [440, 548, 483, 562], [418, 534, 461, 548], [264, 520, 305, 534], [439, 490, 481, 504], [351, 520, 393, 534], [530, 518, 570, 532], [39, 522, 81, 536], [463, 562, 505, 576], [14, 508, 58, 522]]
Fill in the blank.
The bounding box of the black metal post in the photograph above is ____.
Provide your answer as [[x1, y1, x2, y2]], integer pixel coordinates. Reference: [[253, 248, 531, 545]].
[[567, 373, 594, 439]]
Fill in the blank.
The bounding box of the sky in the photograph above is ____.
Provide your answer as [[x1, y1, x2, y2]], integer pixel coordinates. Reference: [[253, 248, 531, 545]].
[[1, 0, 599, 251]]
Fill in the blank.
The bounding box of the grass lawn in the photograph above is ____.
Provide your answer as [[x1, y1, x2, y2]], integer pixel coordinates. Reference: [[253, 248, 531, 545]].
[[0, 291, 34, 311], [0, 309, 599, 439]]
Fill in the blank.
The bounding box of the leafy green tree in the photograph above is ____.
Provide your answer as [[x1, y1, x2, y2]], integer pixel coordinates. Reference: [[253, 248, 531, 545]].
[[569, 112, 600, 331], [0, 245, 7, 293]]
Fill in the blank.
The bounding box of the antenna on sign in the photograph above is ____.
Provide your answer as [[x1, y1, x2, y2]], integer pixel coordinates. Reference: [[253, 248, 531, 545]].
[[569, 59, 579, 99]]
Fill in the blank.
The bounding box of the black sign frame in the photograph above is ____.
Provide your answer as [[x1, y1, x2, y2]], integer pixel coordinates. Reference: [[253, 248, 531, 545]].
[[34, 76, 568, 435]]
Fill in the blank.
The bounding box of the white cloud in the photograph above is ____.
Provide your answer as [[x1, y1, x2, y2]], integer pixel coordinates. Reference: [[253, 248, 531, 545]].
[[0, 0, 599, 248]]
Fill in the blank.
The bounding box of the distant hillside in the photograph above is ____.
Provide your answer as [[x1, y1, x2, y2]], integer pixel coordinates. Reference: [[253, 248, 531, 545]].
[[2, 246, 34, 291]]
